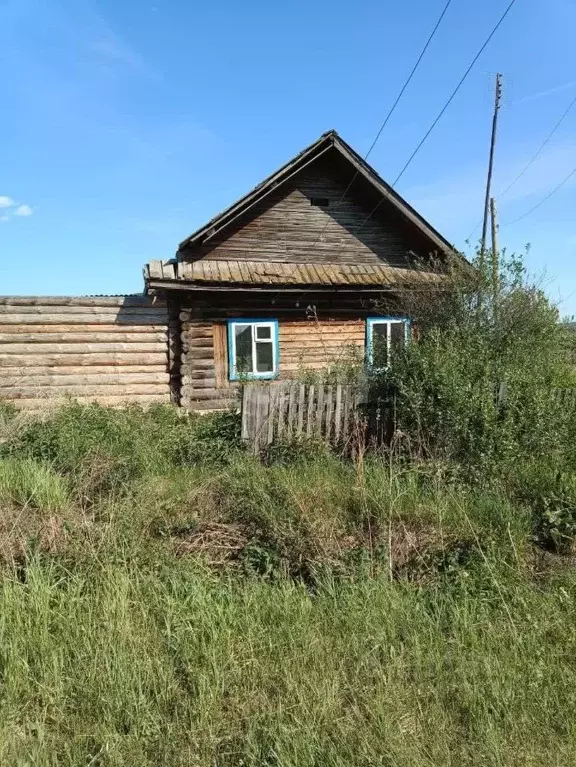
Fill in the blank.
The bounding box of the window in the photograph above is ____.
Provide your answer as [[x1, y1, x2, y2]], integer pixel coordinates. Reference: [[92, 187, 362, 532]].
[[310, 197, 330, 207], [366, 317, 409, 369], [227, 319, 279, 380]]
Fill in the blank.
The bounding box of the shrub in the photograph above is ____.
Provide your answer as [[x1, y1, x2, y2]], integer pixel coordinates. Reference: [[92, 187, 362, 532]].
[[1, 403, 243, 503], [375, 252, 575, 472], [508, 460, 576, 554], [171, 411, 243, 466]]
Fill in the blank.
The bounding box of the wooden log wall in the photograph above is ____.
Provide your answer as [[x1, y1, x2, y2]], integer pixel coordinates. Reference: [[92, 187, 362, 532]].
[[0, 296, 171, 408], [180, 294, 371, 411]]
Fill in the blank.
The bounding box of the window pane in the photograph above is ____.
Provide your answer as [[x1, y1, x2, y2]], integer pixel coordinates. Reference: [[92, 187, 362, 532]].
[[390, 321, 406, 351], [256, 324, 272, 340], [372, 323, 388, 368], [255, 341, 274, 373], [234, 324, 253, 373]]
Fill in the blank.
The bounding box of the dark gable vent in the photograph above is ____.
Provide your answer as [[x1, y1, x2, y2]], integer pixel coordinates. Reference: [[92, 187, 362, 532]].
[[310, 197, 330, 208]]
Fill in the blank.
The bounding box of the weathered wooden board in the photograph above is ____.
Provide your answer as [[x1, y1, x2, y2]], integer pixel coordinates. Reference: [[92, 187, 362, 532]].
[[183, 154, 430, 269], [241, 381, 362, 453]]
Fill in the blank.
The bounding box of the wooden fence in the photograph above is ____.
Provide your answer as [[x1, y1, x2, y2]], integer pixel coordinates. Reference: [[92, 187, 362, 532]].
[[240, 381, 394, 453]]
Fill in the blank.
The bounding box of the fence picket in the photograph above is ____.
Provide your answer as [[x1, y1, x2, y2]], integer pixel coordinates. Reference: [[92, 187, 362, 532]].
[[316, 385, 325, 437], [287, 383, 297, 439], [325, 385, 334, 442], [297, 384, 305, 435], [306, 385, 315, 437]]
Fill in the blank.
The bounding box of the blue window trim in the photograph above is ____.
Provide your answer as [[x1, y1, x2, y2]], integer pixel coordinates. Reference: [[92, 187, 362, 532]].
[[366, 316, 411, 368], [227, 318, 280, 381]]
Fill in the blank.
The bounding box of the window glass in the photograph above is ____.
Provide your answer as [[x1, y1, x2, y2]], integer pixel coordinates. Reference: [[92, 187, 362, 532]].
[[367, 318, 408, 368], [256, 325, 272, 340], [229, 320, 278, 379], [372, 323, 389, 369], [234, 324, 253, 373], [390, 321, 406, 351], [256, 341, 274, 372]]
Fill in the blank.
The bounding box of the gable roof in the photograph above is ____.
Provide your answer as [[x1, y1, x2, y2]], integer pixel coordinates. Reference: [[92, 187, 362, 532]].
[[177, 129, 455, 258]]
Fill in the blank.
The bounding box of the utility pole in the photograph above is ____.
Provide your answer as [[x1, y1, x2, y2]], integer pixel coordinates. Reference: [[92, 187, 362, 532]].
[[490, 196, 499, 312], [480, 73, 502, 272]]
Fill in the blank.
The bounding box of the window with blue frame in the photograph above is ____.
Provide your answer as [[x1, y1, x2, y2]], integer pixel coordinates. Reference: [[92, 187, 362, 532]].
[[227, 319, 279, 380], [366, 317, 410, 369]]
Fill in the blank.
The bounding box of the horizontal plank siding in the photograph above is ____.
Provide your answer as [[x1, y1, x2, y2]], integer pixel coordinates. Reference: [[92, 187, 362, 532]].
[[186, 153, 432, 269], [0, 297, 171, 408]]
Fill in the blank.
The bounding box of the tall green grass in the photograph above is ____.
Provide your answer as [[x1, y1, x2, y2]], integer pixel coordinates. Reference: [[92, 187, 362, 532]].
[[0, 558, 574, 765], [0, 402, 574, 765]]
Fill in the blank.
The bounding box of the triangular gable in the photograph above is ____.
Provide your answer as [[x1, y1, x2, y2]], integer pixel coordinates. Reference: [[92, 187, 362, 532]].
[[177, 130, 454, 258]]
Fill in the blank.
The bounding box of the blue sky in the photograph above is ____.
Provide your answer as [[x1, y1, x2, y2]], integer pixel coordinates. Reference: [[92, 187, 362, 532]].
[[1, 0, 576, 315]]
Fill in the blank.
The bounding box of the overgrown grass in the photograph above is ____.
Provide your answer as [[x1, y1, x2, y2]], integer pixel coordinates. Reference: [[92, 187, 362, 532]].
[[0, 401, 575, 765]]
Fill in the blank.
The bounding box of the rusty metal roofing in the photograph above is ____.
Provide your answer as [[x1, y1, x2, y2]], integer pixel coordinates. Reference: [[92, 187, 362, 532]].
[[145, 259, 445, 288]]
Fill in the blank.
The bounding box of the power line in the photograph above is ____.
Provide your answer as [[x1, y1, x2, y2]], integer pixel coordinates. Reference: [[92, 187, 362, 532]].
[[274, 0, 454, 302], [312, 0, 454, 248], [502, 165, 576, 226], [497, 92, 576, 199], [362, 0, 454, 165], [466, 89, 576, 241], [359, 0, 519, 234]]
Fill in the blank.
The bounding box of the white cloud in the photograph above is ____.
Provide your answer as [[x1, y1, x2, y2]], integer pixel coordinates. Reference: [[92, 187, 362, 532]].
[[0, 215, 9, 223], [13, 204, 33, 217], [514, 80, 576, 105], [0, 196, 14, 208]]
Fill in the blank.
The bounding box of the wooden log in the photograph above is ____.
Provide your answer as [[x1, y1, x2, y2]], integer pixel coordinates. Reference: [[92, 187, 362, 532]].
[[0, 342, 167, 355], [0, 372, 169, 387], [181, 337, 215, 351], [5, 383, 169, 399], [0, 324, 167, 334], [182, 379, 218, 390], [0, 314, 168, 326], [0, 365, 168, 377], [0, 353, 167, 368], [9, 394, 172, 409], [0, 304, 168, 316], [180, 359, 215, 372], [0, 296, 164, 307], [0, 332, 168, 344], [186, 327, 214, 339], [181, 388, 235, 401], [182, 399, 237, 412]]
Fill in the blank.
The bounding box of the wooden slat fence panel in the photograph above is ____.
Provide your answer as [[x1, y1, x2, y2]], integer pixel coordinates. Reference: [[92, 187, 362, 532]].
[[241, 382, 371, 453]]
